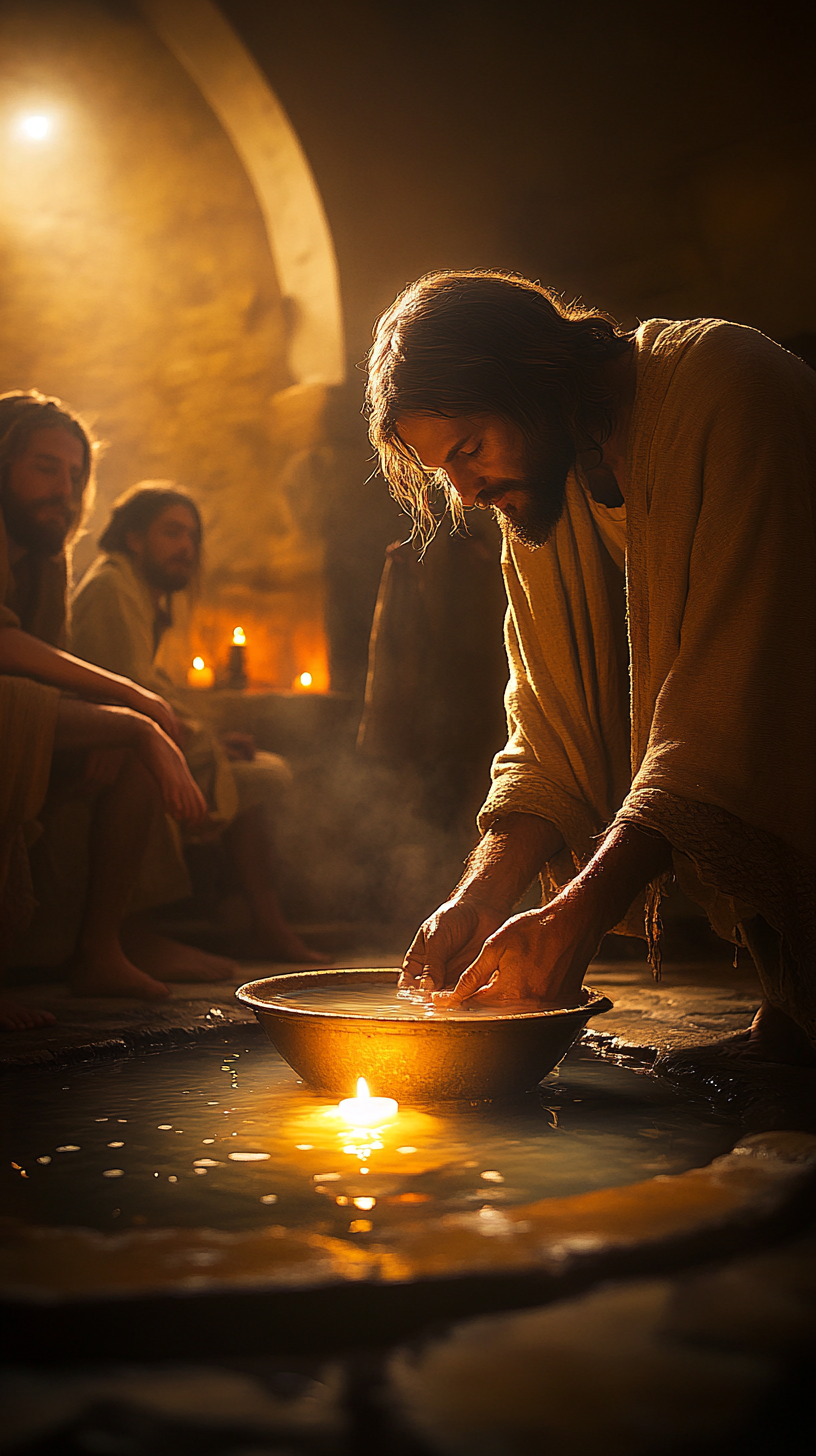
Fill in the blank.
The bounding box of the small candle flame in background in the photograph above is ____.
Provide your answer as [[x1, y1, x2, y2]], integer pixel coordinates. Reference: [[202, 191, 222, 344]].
[[232, 627, 246, 646], [299, 671, 312, 688], [338, 1077, 399, 1128], [186, 655, 214, 689]]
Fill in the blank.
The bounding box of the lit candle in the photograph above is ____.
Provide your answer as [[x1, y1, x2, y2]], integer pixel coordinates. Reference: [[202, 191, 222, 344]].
[[228, 627, 247, 688], [338, 1077, 398, 1128], [297, 671, 312, 689], [186, 655, 214, 689]]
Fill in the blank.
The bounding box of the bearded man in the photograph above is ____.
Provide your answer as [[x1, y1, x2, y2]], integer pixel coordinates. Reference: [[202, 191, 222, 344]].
[[366, 271, 815, 1068], [71, 482, 325, 964], [0, 390, 220, 1029]]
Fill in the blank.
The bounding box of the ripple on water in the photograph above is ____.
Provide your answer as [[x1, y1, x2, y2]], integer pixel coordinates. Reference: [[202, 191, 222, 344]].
[[1, 1041, 739, 1240]]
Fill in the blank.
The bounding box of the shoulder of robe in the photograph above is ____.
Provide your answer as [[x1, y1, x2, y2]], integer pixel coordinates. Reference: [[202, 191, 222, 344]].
[[654, 318, 815, 396]]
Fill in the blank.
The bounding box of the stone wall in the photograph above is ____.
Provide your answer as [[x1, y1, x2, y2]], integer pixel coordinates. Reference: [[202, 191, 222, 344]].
[[0, 0, 330, 689]]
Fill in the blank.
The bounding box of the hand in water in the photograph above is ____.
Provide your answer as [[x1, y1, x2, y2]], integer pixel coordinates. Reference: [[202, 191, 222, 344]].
[[432, 890, 604, 1009], [400, 897, 509, 993]]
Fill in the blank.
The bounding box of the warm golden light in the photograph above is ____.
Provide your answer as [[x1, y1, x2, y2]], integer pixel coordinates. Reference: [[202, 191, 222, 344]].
[[18, 115, 51, 141], [298, 671, 312, 688], [187, 656, 214, 689], [232, 627, 246, 646], [338, 1077, 398, 1128]]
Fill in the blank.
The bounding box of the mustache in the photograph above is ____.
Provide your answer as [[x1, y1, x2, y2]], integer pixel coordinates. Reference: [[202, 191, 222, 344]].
[[474, 482, 528, 510], [32, 495, 76, 517]]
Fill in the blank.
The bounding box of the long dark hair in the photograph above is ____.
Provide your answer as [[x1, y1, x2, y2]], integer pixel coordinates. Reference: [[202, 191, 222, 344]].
[[99, 480, 202, 555], [366, 270, 631, 544], [0, 389, 96, 542]]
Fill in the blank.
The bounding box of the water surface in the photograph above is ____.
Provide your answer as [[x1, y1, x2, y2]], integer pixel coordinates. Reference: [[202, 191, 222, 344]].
[[2, 1038, 738, 1242]]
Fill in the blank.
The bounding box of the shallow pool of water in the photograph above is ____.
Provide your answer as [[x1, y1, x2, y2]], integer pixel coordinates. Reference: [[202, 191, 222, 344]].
[[2, 1037, 739, 1241]]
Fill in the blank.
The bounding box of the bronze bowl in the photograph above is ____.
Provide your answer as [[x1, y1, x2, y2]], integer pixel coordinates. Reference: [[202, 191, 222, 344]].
[[235, 969, 613, 1104]]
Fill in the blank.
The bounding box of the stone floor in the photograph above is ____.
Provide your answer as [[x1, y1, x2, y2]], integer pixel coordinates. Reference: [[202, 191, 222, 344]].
[[3, 934, 815, 1455], [4, 938, 812, 1133]]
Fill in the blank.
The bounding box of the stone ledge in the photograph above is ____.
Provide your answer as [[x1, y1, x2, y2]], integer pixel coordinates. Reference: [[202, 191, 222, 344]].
[[2, 1132, 814, 1362]]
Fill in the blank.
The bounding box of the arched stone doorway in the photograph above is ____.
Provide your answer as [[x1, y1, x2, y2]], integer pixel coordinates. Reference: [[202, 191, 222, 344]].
[[0, 0, 344, 689]]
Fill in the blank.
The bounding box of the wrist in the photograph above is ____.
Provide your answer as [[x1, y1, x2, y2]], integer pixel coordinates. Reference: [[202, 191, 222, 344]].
[[453, 881, 517, 921]]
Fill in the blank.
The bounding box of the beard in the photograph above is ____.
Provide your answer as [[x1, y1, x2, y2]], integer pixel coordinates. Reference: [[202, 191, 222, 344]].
[[486, 428, 575, 550], [141, 553, 194, 594], [2, 486, 78, 555]]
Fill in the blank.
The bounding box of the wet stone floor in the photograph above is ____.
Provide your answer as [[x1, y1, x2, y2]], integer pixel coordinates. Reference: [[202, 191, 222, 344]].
[[4, 1034, 740, 1242]]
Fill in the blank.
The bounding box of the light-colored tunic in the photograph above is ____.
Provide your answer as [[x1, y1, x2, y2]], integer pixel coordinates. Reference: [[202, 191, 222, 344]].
[[70, 553, 291, 822], [478, 318, 815, 1036]]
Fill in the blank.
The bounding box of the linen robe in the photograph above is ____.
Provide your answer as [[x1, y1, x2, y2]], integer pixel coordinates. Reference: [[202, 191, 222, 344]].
[[478, 319, 815, 1036]]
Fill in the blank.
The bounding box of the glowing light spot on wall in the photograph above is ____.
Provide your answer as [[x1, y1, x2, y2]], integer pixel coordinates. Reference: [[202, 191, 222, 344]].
[[18, 115, 51, 141]]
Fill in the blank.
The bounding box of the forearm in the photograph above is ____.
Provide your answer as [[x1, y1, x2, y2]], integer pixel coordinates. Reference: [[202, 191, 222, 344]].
[[55, 697, 152, 752], [0, 627, 139, 707], [454, 813, 565, 914], [567, 822, 673, 930]]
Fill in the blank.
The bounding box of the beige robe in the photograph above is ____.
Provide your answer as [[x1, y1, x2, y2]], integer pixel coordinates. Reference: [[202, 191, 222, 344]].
[[478, 319, 815, 1035], [70, 552, 238, 821], [1, 524, 190, 965]]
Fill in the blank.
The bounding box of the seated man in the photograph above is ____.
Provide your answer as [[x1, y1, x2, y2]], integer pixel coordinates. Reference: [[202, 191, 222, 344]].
[[0, 390, 221, 1028], [71, 481, 324, 963]]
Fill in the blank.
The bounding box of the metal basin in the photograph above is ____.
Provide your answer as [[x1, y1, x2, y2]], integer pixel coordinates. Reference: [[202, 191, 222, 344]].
[[236, 969, 613, 1103]]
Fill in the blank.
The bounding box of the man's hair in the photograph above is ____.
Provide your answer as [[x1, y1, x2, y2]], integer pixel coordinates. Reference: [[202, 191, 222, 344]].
[[99, 481, 202, 555], [0, 389, 96, 541], [365, 270, 631, 544]]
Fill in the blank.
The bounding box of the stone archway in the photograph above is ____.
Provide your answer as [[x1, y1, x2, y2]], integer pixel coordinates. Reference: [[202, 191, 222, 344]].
[[0, 0, 344, 689]]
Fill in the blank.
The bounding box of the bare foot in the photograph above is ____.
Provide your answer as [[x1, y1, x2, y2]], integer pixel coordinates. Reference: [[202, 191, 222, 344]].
[[0, 998, 57, 1031], [660, 1001, 816, 1071], [123, 926, 237, 982], [715, 1002, 816, 1067], [71, 943, 170, 1000], [252, 927, 332, 966]]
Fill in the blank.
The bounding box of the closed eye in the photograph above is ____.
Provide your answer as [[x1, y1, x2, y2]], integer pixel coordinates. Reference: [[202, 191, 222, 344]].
[[460, 441, 482, 458]]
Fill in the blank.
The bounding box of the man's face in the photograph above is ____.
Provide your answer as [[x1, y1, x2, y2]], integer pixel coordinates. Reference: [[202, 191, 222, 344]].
[[395, 411, 575, 549], [127, 504, 200, 593], [2, 426, 85, 554]]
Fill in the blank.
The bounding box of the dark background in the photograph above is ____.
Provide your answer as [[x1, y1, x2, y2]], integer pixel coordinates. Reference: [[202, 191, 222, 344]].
[[221, 0, 816, 692]]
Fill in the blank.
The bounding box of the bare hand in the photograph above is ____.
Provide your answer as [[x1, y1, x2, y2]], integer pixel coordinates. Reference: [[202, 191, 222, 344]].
[[136, 720, 208, 828], [220, 730, 256, 762], [400, 897, 510, 993], [433, 889, 605, 1009], [124, 685, 184, 747]]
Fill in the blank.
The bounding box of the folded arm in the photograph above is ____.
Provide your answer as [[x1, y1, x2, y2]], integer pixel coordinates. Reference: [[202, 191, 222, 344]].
[[0, 625, 181, 744]]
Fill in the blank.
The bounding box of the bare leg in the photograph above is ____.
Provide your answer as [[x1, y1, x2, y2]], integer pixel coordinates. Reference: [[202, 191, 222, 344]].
[[222, 805, 329, 964], [716, 917, 816, 1066], [70, 751, 171, 999], [122, 921, 237, 982]]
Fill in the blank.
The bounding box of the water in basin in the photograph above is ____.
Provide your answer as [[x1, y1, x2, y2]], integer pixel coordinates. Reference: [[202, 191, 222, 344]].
[[263, 984, 566, 1018], [3, 1036, 739, 1242]]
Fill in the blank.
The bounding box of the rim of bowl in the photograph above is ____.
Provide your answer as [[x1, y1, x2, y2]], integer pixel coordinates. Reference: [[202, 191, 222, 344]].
[[235, 969, 612, 1023]]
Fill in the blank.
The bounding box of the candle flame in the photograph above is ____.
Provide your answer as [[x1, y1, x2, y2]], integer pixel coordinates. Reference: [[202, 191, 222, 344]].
[[356, 1077, 369, 1100], [299, 671, 313, 688], [232, 627, 246, 646], [192, 656, 205, 671]]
